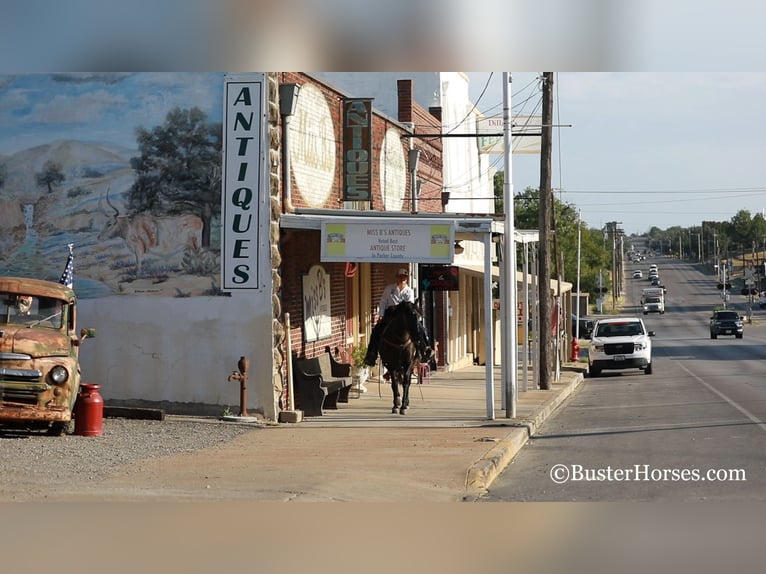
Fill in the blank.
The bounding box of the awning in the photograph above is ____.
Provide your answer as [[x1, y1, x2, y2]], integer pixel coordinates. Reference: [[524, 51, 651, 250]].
[[451, 263, 572, 293], [453, 262, 500, 279]]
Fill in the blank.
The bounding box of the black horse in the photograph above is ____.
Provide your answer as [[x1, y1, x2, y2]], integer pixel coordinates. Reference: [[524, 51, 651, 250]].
[[378, 301, 420, 415]]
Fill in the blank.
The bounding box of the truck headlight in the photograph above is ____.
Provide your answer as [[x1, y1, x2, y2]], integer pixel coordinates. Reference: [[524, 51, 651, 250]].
[[634, 342, 647, 351], [50, 365, 69, 385]]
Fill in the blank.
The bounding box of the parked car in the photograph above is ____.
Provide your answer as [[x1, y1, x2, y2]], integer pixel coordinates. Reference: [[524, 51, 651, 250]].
[[0, 276, 96, 435], [587, 316, 655, 377], [632, 270, 643, 279], [709, 309, 744, 339], [571, 314, 594, 339]]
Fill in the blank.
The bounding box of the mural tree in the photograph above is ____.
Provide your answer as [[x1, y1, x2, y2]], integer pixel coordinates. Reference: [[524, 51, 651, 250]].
[[128, 106, 223, 249], [35, 161, 65, 194]]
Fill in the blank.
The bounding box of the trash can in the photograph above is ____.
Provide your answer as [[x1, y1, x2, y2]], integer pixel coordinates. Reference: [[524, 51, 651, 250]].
[[74, 383, 104, 437]]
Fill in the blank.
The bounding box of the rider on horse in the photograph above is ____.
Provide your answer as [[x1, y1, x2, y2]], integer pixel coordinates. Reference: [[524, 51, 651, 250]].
[[364, 267, 433, 367]]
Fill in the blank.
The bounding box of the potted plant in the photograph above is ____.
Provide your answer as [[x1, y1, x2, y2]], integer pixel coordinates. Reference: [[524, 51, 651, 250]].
[[349, 342, 370, 392]]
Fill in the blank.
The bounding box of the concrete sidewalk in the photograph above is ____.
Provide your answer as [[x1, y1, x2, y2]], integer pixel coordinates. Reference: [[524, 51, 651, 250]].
[[307, 364, 587, 499], [95, 363, 585, 502]]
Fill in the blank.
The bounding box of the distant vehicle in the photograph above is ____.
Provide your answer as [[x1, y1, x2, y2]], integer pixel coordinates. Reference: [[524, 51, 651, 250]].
[[633, 270, 643, 278], [588, 316, 655, 377], [759, 292, 766, 309], [643, 296, 665, 314], [709, 309, 744, 339], [650, 277, 661, 286], [571, 314, 594, 339], [641, 287, 665, 314]]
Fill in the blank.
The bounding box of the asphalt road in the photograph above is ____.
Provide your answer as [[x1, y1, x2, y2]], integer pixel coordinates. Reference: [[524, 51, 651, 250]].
[[482, 257, 766, 501]]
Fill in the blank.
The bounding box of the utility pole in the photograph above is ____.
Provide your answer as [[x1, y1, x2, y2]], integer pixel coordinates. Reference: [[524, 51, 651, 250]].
[[538, 72, 554, 390], [501, 72, 517, 418]]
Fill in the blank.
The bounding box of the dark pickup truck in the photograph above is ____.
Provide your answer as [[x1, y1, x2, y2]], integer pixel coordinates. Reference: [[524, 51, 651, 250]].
[[709, 309, 744, 339], [572, 314, 595, 339]]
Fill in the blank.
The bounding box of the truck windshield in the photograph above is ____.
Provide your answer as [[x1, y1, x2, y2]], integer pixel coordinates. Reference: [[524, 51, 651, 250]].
[[0, 293, 64, 329]]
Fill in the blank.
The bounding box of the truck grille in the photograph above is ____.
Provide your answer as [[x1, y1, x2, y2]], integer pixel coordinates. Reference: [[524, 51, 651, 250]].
[[604, 342, 634, 355], [0, 366, 45, 405]]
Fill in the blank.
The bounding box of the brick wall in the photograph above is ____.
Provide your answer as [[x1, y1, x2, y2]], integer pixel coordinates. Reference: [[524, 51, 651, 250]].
[[274, 73, 448, 410]]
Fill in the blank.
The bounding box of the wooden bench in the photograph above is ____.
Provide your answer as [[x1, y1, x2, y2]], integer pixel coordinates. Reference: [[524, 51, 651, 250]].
[[291, 351, 354, 417]]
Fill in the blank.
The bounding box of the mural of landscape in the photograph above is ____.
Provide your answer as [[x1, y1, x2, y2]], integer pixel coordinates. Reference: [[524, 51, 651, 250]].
[[0, 73, 226, 298]]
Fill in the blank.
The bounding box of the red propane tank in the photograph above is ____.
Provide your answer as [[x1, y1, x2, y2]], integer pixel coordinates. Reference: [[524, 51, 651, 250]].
[[75, 383, 104, 437]]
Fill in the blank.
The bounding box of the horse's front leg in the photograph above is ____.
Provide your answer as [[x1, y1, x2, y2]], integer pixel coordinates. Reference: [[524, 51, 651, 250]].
[[399, 378, 410, 415], [391, 379, 401, 414]]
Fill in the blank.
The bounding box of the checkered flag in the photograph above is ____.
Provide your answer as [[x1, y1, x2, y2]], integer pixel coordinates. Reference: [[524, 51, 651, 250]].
[[59, 244, 74, 288]]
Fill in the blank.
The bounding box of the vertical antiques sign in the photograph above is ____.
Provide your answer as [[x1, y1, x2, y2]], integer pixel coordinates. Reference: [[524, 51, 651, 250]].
[[343, 98, 373, 202], [222, 74, 268, 290]]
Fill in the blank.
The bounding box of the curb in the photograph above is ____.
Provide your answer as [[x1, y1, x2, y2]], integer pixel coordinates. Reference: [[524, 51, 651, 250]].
[[463, 373, 585, 499]]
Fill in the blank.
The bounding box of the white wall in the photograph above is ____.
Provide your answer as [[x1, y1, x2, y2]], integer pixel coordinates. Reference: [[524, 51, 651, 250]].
[[78, 292, 275, 418], [439, 72, 496, 216]]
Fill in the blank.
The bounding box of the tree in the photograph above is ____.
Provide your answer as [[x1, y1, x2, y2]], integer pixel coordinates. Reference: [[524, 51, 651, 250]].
[[493, 171, 504, 214], [128, 106, 222, 248], [512, 185, 611, 298], [35, 161, 65, 194], [730, 209, 754, 247]]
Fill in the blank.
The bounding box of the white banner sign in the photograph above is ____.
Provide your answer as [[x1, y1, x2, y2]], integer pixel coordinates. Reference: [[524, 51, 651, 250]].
[[478, 114, 542, 155], [321, 219, 455, 263]]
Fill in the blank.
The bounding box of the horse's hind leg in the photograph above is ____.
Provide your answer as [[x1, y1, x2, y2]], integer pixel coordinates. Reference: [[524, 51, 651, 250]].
[[391, 381, 401, 414]]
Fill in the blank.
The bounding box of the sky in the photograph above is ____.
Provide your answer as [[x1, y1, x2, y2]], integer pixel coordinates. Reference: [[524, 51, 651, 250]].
[[467, 72, 766, 236]]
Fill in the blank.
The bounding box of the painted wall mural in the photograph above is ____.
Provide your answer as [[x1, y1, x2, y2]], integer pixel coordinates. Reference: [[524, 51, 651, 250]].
[[0, 73, 225, 298]]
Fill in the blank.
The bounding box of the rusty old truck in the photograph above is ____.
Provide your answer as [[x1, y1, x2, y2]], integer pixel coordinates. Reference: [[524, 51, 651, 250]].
[[0, 276, 95, 435]]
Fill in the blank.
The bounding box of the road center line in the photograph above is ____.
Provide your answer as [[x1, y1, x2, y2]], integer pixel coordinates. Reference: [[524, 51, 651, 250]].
[[677, 361, 766, 433]]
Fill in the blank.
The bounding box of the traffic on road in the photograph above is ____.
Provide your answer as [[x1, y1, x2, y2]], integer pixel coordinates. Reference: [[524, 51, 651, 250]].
[[482, 256, 766, 501]]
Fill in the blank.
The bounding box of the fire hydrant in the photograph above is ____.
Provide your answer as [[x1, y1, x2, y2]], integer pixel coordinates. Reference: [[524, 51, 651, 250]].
[[227, 356, 249, 417], [570, 336, 580, 362]]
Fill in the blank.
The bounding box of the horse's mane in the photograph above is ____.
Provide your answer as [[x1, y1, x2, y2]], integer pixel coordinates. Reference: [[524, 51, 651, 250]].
[[382, 301, 418, 345], [391, 300, 417, 315]]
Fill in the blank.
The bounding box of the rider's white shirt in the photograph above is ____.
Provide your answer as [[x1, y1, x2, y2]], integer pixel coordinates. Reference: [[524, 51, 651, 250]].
[[377, 282, 414, 318]]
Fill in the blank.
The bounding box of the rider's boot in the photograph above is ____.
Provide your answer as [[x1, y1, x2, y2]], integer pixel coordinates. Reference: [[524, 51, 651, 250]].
[[363, 347, 377, 367]]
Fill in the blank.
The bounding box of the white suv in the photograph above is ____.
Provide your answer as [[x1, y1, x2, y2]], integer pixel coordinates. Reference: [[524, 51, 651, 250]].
[[588, 316, 655, 377]]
